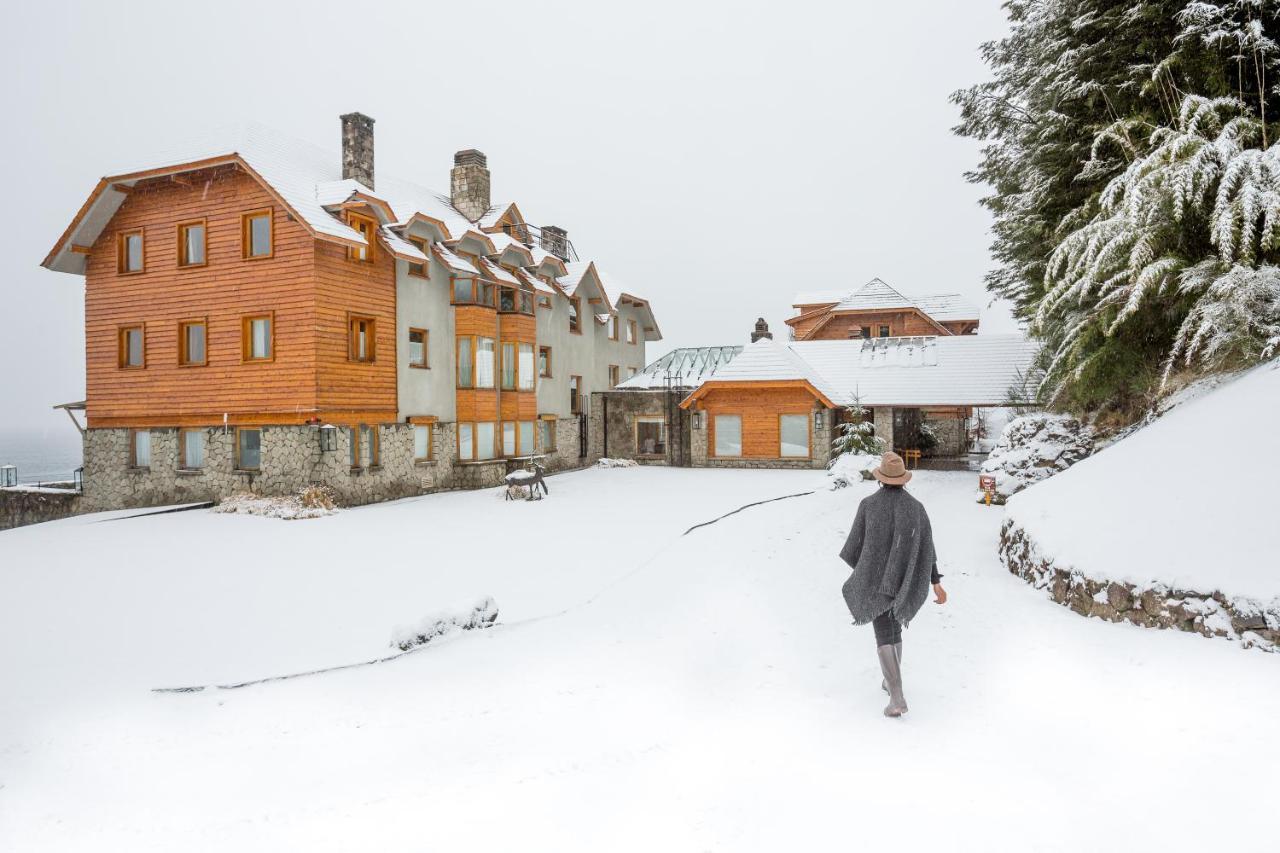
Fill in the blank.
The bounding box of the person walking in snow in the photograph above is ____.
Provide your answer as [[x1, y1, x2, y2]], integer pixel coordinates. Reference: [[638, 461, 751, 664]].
[[838, 451, 947, 717]]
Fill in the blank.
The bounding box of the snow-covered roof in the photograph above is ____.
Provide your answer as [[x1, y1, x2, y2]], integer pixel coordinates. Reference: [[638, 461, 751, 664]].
[[41, 122, 657, 336], [790, 278, 980, 324], [617, 346, 745, 390], [687, 334, 1039, 407]]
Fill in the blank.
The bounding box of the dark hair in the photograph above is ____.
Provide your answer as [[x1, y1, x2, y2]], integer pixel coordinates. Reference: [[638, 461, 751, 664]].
[[879, 482, 905, 490]]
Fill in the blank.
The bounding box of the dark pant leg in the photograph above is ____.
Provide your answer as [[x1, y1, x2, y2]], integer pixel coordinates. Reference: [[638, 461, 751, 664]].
[[872, 611, 901, 646]]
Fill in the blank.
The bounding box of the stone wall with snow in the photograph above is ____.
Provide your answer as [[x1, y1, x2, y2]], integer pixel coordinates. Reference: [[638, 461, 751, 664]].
[[1001, 361, 1280, 651]]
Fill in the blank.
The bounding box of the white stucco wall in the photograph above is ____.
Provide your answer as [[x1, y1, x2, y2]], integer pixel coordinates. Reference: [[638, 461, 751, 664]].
[[395, 249, 456, 423]]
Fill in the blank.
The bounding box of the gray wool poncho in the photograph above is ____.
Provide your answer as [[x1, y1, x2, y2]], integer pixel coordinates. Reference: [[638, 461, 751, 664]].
[[839, 486, 938, 627]]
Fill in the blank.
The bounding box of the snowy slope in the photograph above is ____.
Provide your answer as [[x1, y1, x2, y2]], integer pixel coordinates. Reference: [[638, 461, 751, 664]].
[[1006, 360, 1280, 601]]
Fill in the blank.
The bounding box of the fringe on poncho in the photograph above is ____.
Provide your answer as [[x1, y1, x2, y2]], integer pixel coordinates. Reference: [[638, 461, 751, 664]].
[[839, 486, 937, 627]]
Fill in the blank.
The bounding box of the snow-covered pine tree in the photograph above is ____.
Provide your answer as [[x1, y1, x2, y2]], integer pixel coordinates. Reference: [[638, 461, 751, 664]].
[[832, 392, 884, 456]]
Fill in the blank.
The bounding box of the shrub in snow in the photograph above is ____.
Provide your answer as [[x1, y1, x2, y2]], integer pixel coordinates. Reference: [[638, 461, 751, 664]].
[[978, 413, 1094, 504], [827, 453, 880, 489], [831, 395, 884, 457], [596, 458, 639, 468], [391, 597, 499, 651], [212, 486, 339, 520]]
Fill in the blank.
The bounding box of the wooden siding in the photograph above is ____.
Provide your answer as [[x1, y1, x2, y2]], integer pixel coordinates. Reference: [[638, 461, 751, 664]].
[[313, 236, 397, 419], [791, 308, 977, 341], [700, 386, 819, 458], [83, 166, 320, 427]]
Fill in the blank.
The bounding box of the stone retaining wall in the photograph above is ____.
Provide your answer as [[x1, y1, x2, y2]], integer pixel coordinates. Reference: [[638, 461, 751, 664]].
[[1001, 519, 1279, 652], [0, 488, 83, 531]]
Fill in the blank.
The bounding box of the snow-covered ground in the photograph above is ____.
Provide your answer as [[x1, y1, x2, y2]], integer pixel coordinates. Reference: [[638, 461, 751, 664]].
[[1008, 360, 1280, 602], [2, 467, 1278, 851]]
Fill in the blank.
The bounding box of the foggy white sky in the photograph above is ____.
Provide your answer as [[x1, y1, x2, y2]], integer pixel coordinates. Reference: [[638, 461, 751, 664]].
[[0, 0, 1014, 433]]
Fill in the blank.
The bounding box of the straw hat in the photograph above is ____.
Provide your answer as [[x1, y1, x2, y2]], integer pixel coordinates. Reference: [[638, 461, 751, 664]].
[[872, 451, 912, 485]]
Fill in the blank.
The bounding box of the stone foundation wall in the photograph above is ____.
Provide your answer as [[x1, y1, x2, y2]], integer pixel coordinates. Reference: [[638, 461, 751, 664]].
[[0, 488, 83, 531], [1001, 519, 1279, 652]]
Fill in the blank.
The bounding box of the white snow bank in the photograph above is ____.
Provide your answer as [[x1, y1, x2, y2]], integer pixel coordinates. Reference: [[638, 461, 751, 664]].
[[1006, 360, 1280, 601], [827, 453, 879, 488], [390, 597, 499, 651], [979, 413, 1094, 502], [595, 458, 638, 468]]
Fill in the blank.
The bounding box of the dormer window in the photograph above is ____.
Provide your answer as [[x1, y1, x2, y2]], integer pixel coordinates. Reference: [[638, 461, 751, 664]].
[[451, 277, 496, 307], [347, 212, 376, 263], [407, 237, 429, 278], [499, 286, 517, 312]]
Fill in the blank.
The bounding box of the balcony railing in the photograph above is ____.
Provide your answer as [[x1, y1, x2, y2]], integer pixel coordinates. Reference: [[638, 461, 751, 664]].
[[501, 222, 579, 263]]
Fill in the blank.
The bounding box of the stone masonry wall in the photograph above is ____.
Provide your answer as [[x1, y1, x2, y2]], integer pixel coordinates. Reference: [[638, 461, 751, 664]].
[[0, 488, 83, 531], [1001, 519, 1278, 652], [924, 414, 967, 457]]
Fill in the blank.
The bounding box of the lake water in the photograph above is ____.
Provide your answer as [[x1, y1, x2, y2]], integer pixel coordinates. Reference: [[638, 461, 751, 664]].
[[0, 427, 84, 484]]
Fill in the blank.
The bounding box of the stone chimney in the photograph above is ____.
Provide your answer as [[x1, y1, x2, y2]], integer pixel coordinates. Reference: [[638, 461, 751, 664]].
[[540, 225, 570, 261], [751, 318, 773, 343], [340, 112, 375, 190], [451, 149, 490, 222]]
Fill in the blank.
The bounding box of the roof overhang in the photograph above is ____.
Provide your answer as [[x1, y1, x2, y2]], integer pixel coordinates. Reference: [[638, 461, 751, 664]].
[[43, 153, 365, 275], [680, 379, 836, 410]]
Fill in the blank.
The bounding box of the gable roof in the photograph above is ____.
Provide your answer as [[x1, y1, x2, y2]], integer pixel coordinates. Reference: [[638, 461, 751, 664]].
[[789, 277, 980, 325], [681, 334, 1039, 408], [616, 345, 744, 390]]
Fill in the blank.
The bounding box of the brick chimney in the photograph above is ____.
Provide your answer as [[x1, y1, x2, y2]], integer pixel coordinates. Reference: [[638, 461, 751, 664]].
[[451, 149, 490, 222], [540, 225, 570, 261], [751, 318, 773, 343], [340, 112, 375, 190]]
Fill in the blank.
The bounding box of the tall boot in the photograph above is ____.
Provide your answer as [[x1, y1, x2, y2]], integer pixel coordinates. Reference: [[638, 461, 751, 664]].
[[882, 642, 903, 693], [877, 644, 908, 717]]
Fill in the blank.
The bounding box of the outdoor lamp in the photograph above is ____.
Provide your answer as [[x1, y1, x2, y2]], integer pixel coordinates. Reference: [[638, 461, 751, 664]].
[[814, 410, 824, 431], [692, 410, 704, 430], [318, 424, 339, 453]]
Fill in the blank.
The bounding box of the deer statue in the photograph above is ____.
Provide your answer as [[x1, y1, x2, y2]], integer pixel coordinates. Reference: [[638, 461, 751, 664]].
[[504, 463, 550, 501]]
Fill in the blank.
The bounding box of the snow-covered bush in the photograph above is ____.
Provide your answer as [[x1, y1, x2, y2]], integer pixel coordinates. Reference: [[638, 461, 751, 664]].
[[391, 597, 499, 651], [212, 487, 339, 520], [827, 453, 880, 489], [978, 413, 1094, 504], [596, 458, 638, 469]]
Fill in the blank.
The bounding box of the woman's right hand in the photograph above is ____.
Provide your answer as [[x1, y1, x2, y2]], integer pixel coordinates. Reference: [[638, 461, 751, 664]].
[[933, 584, 948, 605]]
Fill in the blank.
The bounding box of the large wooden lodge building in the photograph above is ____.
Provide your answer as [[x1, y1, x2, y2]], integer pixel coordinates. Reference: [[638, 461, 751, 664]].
[[42, 114, 660, 509]]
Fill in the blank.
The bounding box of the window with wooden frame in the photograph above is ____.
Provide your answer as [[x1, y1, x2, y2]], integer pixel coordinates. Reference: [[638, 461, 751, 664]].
[[518, 343, 535, 391], [569, 375, 582, 414], [780, 414, 810, 458], [457, 336, 474, 388], [568, 297, 582, 333], [499, 286, 518, 313], [713, 414, 743, 457], [476, 337, 495, 388], [177, 219, 206, 268], [609, 364, 620, 388], [879, 325, 891, 338], [241, 314, 273, 362], [406, 237, 429, 278], [241, 209, 273, 259], [348, 315, 376, 363], [347, 426, 360, 468], [627, 320, 638, 345], [413, 423, 433, 461], [628, 366, 639, 378], [502, 421, 517, 456], [178, 320, 207, 366], [129, 429, 151, 469], [635, 417, 667, 457], [180, 428, 207, 469], [519, 421, 534, 456], [361, 424, 380, 467], [456, 422, 496, 461], [118, 325, 145, 369], [347, 212, 377, 263], [537, 294, 552, 310], [408, 328, 428, 368], [539, 417, 557, 452], [608, 315, 619, 341], [501, 341, 517, 390], [235, 427, 262, 470], [117, 229, 144, 274], [538, 346, 552, 378]]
